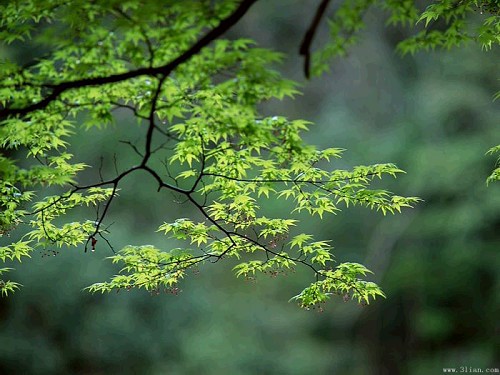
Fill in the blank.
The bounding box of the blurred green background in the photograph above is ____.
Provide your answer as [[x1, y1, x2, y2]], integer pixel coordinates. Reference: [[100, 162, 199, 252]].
[[1, 1, 499, 374]]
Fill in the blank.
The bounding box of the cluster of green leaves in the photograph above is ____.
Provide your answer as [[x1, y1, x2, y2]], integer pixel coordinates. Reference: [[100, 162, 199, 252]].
[[312, 0, 376, 77], [0, 0, 420, 307], [0, 267, 21, 296], [313, 0, 498, 74], [87, 245, 196, 294], [28, 187, 115, 247], [486, 144, 500, 184], [311, 0, 499, 182], [398, 0, 500, 54], [290, 263, 385, 307]]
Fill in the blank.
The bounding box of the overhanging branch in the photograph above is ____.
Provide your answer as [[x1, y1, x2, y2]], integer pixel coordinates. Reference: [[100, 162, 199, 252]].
[[299, 0, 332, 79]]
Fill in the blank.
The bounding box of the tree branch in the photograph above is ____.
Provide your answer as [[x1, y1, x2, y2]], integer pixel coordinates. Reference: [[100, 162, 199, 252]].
[[299, 0, 332, 79]]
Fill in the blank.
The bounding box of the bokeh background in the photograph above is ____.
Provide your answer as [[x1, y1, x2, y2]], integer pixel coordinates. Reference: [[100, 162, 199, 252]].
[[1, 1, 499, 374]]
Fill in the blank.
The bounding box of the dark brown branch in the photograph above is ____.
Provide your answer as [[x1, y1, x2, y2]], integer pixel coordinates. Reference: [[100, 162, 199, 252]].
[[142, 77, 167, 165], [188, 135, 207, 194], [203, 171, 383, 184], [119, 140, 144, 158], [299, 0, 332, 79], [0, 0, 259, 119], [84, 183, 118, 252]]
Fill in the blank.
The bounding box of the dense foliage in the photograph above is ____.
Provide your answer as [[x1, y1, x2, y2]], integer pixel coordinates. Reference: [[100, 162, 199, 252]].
[[0, 0, 497, 311]]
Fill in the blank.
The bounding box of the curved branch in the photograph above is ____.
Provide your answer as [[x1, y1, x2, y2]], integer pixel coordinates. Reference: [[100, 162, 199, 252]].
[[299, 0, 332, 78]]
